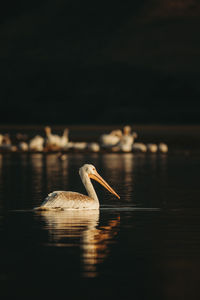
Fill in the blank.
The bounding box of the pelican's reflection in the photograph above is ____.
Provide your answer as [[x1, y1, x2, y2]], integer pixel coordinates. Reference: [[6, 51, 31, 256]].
[[81, 214, 120, 277], [37, 210, 120, 278]]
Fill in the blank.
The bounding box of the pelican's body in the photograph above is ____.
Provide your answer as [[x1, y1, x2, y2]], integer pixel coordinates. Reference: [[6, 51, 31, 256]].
[[158, 142, 168, 153], [18, 141, 29, 151], [0, 134, 12, 151], [100, 130, 122, 148], [35, 164, 119, 210], [73, 142, 88, 151], [29, 135, 44, 151], [44, 126, 62, 150], [59, 128, 69, 149], [0, 134, 3, 145], [44, 127, 69, 150], [111, 126, 138, 152], [117, 134, 135, 152], [132, 142, 147, 153], [147, 143, 158, 153], [41, 191, 99, 209]]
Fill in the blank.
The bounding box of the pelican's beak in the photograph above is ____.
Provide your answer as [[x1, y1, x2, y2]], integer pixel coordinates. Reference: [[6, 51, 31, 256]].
[[89, 170, 120, 199]]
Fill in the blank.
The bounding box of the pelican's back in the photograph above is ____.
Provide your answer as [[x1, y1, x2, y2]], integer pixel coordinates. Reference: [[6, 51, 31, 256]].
[[35, 191, 99, 210]]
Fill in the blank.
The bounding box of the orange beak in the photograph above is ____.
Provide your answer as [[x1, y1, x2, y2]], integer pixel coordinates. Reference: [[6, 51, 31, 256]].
[[89, 170, 120, 199]]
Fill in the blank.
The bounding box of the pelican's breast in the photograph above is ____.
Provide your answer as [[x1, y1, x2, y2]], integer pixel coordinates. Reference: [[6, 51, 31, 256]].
[[38, 191, 99, 210]]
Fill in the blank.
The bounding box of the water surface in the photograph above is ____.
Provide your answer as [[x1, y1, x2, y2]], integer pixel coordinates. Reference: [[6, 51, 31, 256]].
[[0, 152, 200, 299]]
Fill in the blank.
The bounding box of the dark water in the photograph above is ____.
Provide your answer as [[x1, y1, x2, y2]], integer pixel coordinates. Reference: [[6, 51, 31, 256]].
[[0, 152, 200, 299]]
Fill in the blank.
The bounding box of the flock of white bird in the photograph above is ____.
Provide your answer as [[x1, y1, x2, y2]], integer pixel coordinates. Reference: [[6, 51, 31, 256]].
[[0, 125, 168, 154]]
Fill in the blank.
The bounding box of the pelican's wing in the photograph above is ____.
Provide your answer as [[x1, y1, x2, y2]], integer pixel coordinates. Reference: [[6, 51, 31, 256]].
[[35, 191, 93, 210]]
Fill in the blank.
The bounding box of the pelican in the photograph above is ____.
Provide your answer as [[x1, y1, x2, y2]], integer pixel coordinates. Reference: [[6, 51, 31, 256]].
[[34, 164, 120, 210], [59, 128, 69, 149], [44, 126, 61, 150], [158, 142, 168, 153], [147, 143, 158, 153], [73, 142, 88, 151], [44, 126, 69, 150], [111, 126, 138, 152], [132, 142, 147, 153], [87, 142, 100, 152], [18, 141, 29, 151], [116, 126, 138, 152], [0, 134, 3, 145], [29, 135, 44, 151], [0, 134, 12, 151], [100, 129, 122, 148]]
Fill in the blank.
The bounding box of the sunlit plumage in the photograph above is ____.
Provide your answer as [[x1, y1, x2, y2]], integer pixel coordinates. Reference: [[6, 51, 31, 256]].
[[147, 143, 158, 153], [44, 126, 69, 150], [158, 142, 168, 153], [116, 126, 138, 152], [34, 164, 120, 210], [29, 135, 44, 151], [100, 129, 122, 148], [132, 142, 147, 153], [87, 142, 100, 152]]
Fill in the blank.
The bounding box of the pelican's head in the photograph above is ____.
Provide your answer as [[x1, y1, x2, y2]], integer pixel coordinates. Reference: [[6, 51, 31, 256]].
[[79, 164, 120, 199], [123, 125, 131, 135], [44, 126, 51, 135], [63, 128, 69, 136]]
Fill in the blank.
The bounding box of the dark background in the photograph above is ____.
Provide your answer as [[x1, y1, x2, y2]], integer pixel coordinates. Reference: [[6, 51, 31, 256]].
[[1, 0, 200, 125]]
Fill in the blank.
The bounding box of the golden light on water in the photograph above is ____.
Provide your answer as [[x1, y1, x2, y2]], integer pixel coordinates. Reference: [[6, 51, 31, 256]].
[[36, 210, 120, 278]]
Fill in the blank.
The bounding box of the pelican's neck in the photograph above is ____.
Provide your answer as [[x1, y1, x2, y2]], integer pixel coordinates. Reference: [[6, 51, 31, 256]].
[[45, 130, 51, 137], [63, 129, 69, 137], [80, 171, 98, 202]]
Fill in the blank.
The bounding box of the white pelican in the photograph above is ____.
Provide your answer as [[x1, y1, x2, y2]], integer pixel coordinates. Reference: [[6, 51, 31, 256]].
[[29, 135, 44, 151], [158, 142, 168, 153], [87, 142, 100, 152], [34, 164, 120, 210], [100, 129, 122, 148], [44, 126, 61, 149], [117, 126, 138, 152], [0, 134, 12, 151], [44, 127, 69, 150], [0, 134, 4, 145], [111, 126, 138, 152], [122, 125, 138, 140], [18, 141, 29, 151], [147, 143, 158, 153], [73, 142, 88, 151], [59, 128, 69, 149], [132, 142, 147, 153]]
